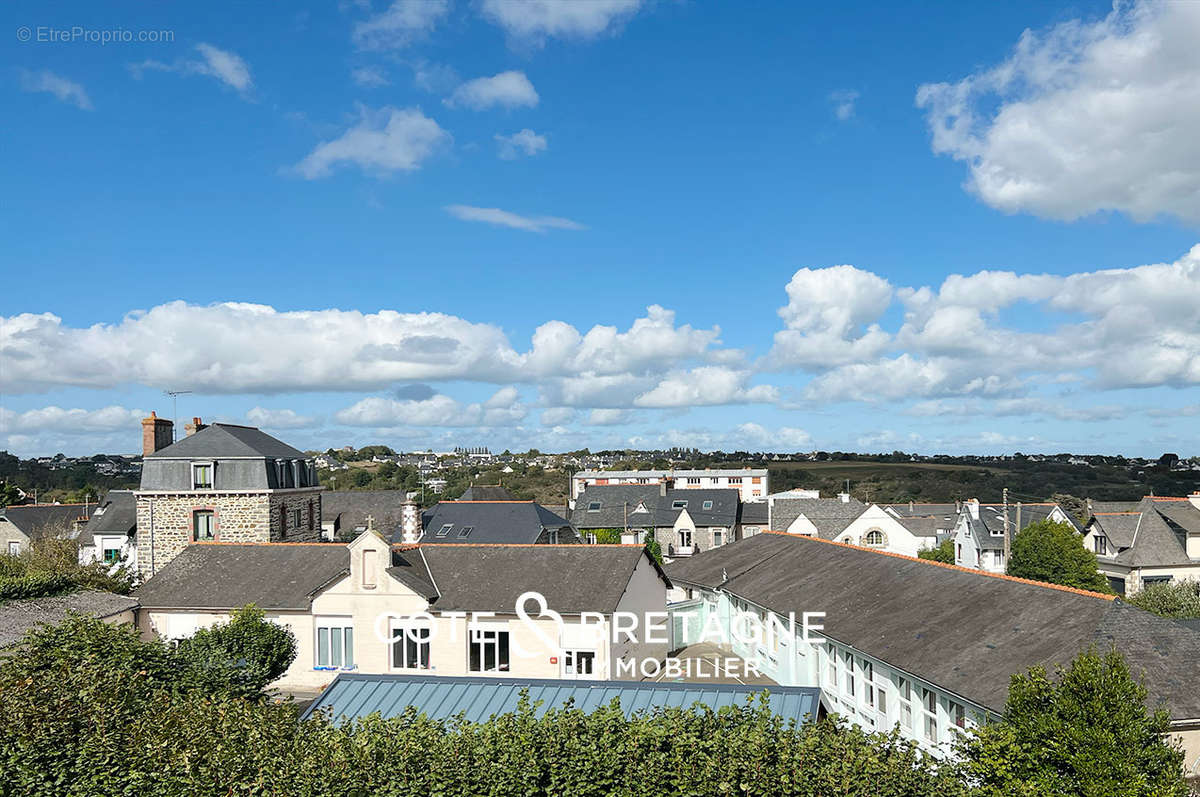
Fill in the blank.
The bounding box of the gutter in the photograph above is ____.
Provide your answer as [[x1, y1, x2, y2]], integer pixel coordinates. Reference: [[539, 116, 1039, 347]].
[[417, 548, 441, 599]]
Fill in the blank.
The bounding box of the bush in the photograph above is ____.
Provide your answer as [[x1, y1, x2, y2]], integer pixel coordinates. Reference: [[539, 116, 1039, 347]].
[[174, 604, 297, 698], [593, 528, 623, 544], [0, 571, 73, 600], [643, 530, 663, 564], [918, 538, 955, 564], [1007, 519, 1110, 593], [1127, 580, 1200, 619], [0, 536, 135, 602]]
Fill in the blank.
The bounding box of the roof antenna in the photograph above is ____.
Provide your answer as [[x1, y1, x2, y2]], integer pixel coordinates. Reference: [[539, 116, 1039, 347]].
[[164, 390, 192, 442]]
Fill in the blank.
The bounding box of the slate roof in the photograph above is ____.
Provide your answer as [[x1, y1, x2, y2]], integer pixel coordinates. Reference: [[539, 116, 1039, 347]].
[[739, 501, 769, 525], [395, 544, 670, 614], [665, 533, 1200, 719], [302, 673, 822, 726], [78, 490, 136, 546], [0, 503, 93, 540], [893, 515, 947, 539], [570, 485, 740, 530], [143, 423, 306, 460], [1088, 497, 1200, 568], [458, 485, 514, 500], [134, 543, 348, 610], [322, 490, 409, 537], [768, 497, 866, 539], [419, 501, 578, 545], [883, 503, 960, 520], [0, 589, 139, 648]]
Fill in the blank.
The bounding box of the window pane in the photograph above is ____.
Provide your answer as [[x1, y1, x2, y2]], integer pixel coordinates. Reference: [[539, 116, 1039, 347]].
[[331, 628, 343, 667], [317, 628, 329, 667], [343, 628, 354, 668], [498, 632, 509, 671]]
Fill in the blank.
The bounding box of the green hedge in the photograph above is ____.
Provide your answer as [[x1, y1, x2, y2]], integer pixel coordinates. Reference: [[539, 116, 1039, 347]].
[[0, 571, 73, 600]]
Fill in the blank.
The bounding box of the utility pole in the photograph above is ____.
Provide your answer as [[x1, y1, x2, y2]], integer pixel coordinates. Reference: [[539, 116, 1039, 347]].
[[1002, 487, 1011, 571], [164, 390, 192, 442]]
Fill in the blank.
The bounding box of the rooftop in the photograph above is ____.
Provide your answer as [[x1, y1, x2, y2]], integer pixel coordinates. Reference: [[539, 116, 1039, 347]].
[[143, 423, 307, 460]]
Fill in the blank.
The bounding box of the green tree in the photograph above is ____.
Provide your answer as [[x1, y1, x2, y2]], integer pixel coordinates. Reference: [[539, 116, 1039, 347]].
[[643, 531, 662, 565], [956, 647, 1186, 796], [174, 605, 297, 698], [0, 481, 21, 507], [1127, 579, 1200, 619], [1007, 519, 1110, 592], [593, 528, 622, 545], [918, 537, 955, 564]]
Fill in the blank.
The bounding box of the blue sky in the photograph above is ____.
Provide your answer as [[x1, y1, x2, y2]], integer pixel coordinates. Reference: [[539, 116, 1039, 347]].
[[2, 0, 1199, 457]]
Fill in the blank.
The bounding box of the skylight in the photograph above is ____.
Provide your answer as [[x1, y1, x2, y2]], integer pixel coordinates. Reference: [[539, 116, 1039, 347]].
[[672, 500, 688, 509], [458, 525, 474, 538], [436, 524, 453, 537], [587, 501, 602, 511], [702, 500, 713, 510]]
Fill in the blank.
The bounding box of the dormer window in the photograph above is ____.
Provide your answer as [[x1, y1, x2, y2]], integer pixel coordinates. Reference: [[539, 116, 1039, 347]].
[[1094, 535, 1107, 555], [192, 462, 213, 489]]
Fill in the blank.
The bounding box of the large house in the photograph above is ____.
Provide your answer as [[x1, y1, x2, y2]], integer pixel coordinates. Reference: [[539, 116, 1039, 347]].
[[952, 500, 1082, 574], [665, 532, 1200, 770], [135, 532, 670, 690], [0, 503, 93, 557], [419, 500, 581, 545], [1083, 494, 1200, 595], [134, 413, 323, 579], [766, 493, 939, 557], [321, 490, 413, 541], [571, 484, 740, 557], [570, 469, 769, 503]]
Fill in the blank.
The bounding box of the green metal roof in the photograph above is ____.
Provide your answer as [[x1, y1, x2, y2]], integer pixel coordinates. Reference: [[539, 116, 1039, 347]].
[[300, 674, 823, 725]]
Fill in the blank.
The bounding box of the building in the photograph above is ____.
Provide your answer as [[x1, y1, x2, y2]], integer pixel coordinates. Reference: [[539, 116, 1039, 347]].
[[953, 500, 1082, 574], [0, 590, 139, 648], [571, 484, 740, 557], [135, 533, 670, 691], [665, 532, 1200, 768], [78, 490, 138, 569], [0, 503, 93, 557], [419, 500, 581, 545], [767, 493, 866, 537], [135, 413, 323, 579], [570, 469, 768, 503], [302, 673, 822, 726], [1083, 494, 1200, 595], [321, 490, 412, 541]]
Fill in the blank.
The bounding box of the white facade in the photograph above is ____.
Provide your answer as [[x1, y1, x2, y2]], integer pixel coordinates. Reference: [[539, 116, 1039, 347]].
[[571, 469, 768, 502], [829, 505, 938, 558]]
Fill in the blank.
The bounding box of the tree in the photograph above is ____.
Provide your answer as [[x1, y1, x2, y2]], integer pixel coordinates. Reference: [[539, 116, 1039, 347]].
[[592, 528, 622, 544], [956, 647, 1186, 796], [0, 481, 20, 507], [918, 537, 955, 564], [642, 531, 662, 565], [1127, 579, 1200, 619], [174, 604, 297, 698], [1007, 519, 1110, 593]]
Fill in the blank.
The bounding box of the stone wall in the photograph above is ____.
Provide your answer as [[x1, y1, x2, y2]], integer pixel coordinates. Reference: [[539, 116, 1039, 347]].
[[269, 491, 323, 542]]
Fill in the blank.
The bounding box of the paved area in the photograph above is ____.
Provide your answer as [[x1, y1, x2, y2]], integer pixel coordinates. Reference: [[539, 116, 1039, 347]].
[[644, 642, 779, 686]]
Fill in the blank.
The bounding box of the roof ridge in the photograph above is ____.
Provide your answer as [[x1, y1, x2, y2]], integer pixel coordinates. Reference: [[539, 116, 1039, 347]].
[[441, 500, 535, 504], [190, 541, 336, 547], [759, 530, 1116, 601]]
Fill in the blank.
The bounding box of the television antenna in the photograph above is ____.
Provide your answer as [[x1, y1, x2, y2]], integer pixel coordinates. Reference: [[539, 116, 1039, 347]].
[[164, 390, 192, 442]]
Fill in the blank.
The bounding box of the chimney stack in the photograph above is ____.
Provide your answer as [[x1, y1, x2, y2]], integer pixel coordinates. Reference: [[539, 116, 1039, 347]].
[[185, 417, 206, 437], [141, 412, 173, 457], [400, 499, 423, 543]]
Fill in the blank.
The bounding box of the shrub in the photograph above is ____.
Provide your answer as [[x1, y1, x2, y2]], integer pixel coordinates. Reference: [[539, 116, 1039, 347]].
[[918, 537, 955, 564], [174, 604, 297, 698], [1127, 580, 1200, 619]]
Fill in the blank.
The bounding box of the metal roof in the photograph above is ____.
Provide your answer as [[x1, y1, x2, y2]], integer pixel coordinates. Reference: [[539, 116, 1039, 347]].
[[301, 673, 822, 726]]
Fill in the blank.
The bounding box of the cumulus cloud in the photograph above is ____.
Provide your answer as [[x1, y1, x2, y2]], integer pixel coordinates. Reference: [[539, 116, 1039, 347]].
[[587, 408, 631, 426], [445, 71, 538, 110], [481, 0, 643, 43], [294, 106, 449, 178], [830, 89, 858, 121], [444, 205, 583, 232], [539, 407, 576, 426], [495, 128, 547, 159], [336, 386, 526, 427], [353, 0, 449, 50], [19, 69, 93, 110], [130, 43, 253, 96], [916, 0, 1200, 223], [244, 407, 318, 429], [633, 367, 777, 408], [767, 264, 893, 369], [0, 406, 143, 434]]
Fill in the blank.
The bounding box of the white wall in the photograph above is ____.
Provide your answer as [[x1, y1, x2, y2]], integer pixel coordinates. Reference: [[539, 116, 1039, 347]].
[[832, 506, 935, 558]]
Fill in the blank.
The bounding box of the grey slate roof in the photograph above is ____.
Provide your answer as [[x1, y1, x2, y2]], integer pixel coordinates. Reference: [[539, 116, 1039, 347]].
[[768, 497, 866, 539], [1089, 497, 1200, 568], [458, 485, 514, 500], [419, 501, 579, 545], [302, 673, 822, 726], [134, 543, 348, 610], [78, 490, 136, 546], [0, 503, 93, 540], [143, 423, 306, 460], [739, 501, 769, 525], [0, 589, 139, 648], [665, 533, 1200, 719], [322, 490, 409, 537], [396, 544, 670, 614], [883, 503, 960, 520], [570, 485, 740, 530]]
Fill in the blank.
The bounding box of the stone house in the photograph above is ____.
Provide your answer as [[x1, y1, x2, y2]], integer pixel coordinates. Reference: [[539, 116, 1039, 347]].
[[0, 503, 93, 557], [134, 413, 323, 579], [1083, 493, 1200, 595], [570, 484, 741, 558]]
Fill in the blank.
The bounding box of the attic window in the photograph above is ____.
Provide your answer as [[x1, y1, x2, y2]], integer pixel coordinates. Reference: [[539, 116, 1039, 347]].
[[192, 462, 213, 489], [672, 500, 688, 509], [702, 500, 713, 510], [587, 501, 602, 512], [436, 524, 453, 537], [458, 525, 474, 538]]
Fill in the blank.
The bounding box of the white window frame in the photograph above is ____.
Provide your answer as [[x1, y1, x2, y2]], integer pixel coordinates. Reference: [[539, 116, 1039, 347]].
[[315, 619, 355, 670], [678, 528, 693, 548], [896, 675, 914, 731], [921, 687, 939, 743], [100, 537, 124, 564], [562, 649, 596, 678], [390, 621, 431, 671], [192, 461, 213, 489], [192, 509, 216, 542], [840, 650, 855, 699], [468, 626, 510, 673], [435, 524, 453, 537], [863, 529, 885, 547], [713, 528, 725, 547], [547, 528, 560, 544], [702, 500, 714, 510], [8, 540, 22, 556]]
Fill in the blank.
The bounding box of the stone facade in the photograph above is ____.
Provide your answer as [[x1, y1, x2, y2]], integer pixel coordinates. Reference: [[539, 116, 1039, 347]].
[[136, 489, 321, 579]]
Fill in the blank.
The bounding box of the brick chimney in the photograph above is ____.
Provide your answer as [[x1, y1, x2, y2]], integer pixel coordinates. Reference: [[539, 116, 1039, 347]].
[[400, 499, 422, 543], [185, 416, 206, 437], [141, 412, 173, 456]]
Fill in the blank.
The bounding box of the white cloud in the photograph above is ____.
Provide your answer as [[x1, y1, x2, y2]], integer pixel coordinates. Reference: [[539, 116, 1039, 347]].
[[244, 407, 318, 429], [444, 205, 583, 233], [539, 407, 576, 426], [0, 405, 143, 434], [351, 66, 390, 87], [634, 367, 778, 408], [353, 0, 449, 50], [445, 71, 538, 110], [916, 0, 1200, 223], [295, 106, 449, 179], [735, 422, 812, 450], [587, 408, 631, 426], [830, 89, 858, 121], [767, 264, 893, 369], [19, 69, 92, 110], [495, 128, 547, 159], [335, 386, 526, 427], [130, 43, 253, 96], [481, 0, 642, 43]]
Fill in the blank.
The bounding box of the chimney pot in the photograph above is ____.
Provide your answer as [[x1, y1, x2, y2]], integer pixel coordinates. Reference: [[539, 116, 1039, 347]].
[[185, 417, 206, 437]]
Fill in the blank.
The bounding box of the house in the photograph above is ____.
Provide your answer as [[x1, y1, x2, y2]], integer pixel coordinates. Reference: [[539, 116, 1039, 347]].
[[78, 490, 137, 569], [418, 500, 581, 545], [739, 501, 768, 537], [321, 490, 412, 541], [0, 590, 139, 648], [0, 503, 93, 557], [825, 504, 939, 558], [570, 484, 740, 557], [1083, 494, 1200, 596], [881, 502, 960, 537], [952, 500, 1081, 574], [768, 494, 938, 557], [134, 413, 323, 579], [135, 534, 671, 690], [302, 673, 822, 726], [571, 469, 768, 503], [665, 533, 1200, 768], [767, 493, 866, 538]]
